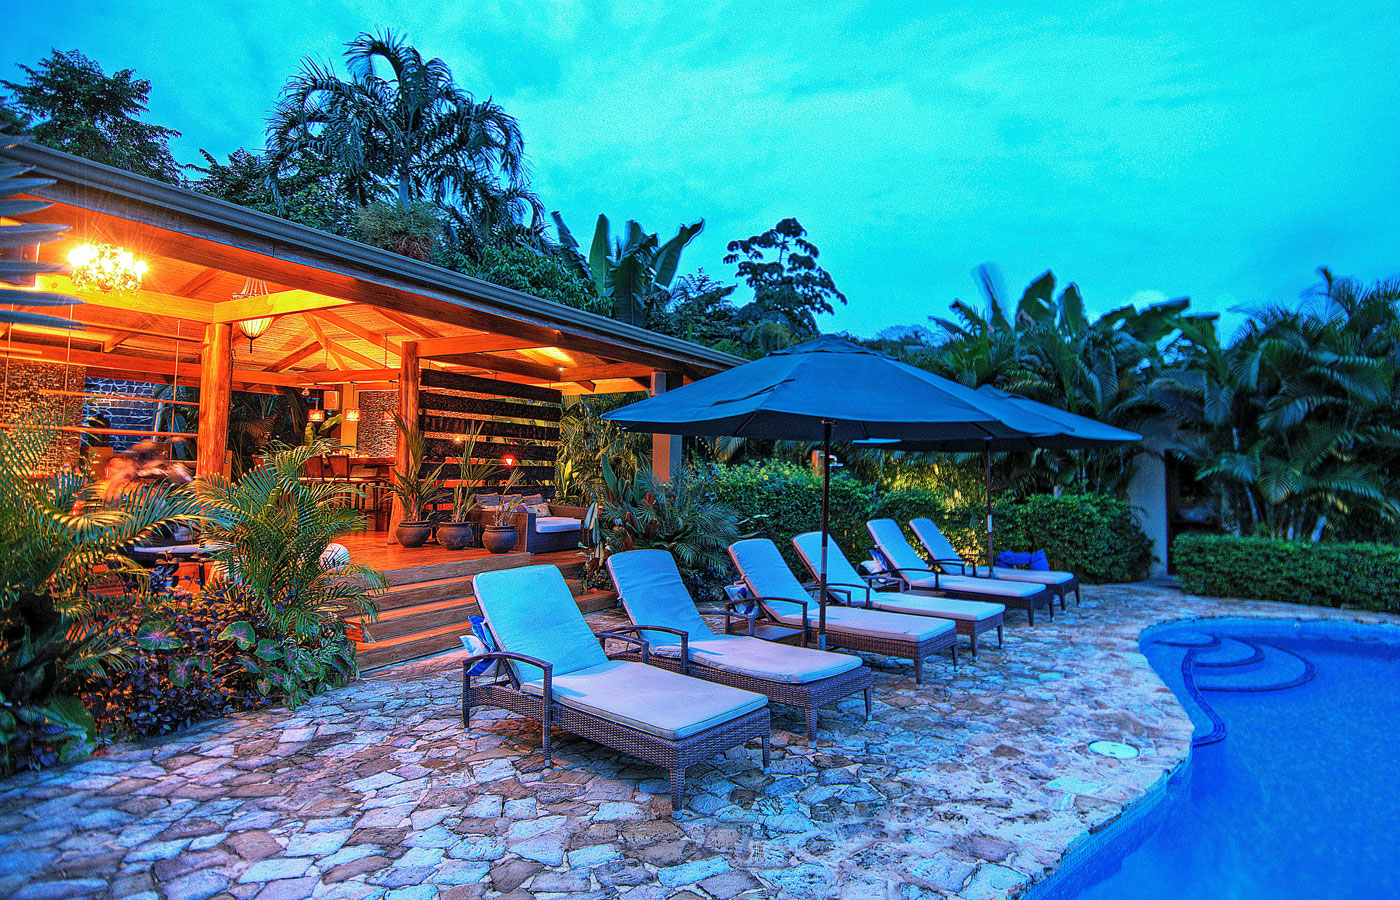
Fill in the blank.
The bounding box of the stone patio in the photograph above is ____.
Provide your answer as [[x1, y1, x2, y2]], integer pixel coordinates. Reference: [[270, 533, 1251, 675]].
[[3, 584, 1396, 900]]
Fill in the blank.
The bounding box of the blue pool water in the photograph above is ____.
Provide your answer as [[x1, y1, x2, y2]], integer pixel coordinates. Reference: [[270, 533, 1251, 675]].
[[1033, 619, 1400, 900]]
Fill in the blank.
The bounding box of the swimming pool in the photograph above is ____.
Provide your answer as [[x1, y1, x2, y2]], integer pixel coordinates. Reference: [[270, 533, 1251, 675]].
[[1031, 618, 1400, 899]]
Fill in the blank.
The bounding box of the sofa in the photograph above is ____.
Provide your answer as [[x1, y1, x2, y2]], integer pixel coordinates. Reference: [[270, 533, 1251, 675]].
[[467, 493, 586, 554]]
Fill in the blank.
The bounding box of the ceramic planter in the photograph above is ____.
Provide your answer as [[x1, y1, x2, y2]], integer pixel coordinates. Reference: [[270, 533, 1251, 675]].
[[395, 521, 433, 548], [481, 524, 518, 554], [437, 521, 475, 551]]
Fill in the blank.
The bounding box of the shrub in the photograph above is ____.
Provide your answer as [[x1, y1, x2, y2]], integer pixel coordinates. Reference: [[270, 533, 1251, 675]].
[[701, 462, 876, 571], [1173, 534, 1400, 611], [995, 493, 1153, 583], [355, 200, 440, 260], [451, 244, 609, 316], [871, 489, 985, 561]]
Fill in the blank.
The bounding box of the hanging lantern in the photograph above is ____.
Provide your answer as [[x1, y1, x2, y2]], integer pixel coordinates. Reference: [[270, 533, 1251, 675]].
[[232, 279, 274, 351], [67, 243, 147, 293], [344, 408, 361, 422], [308, 407, 326, 424]]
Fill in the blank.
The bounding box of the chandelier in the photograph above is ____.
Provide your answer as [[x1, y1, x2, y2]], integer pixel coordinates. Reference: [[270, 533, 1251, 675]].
[[67, 243, 147, 294], [232, 278, 274, 349]]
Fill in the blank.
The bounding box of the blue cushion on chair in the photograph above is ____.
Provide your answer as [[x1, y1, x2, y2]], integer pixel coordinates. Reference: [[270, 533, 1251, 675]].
[[1030, 549, 1050, 571], [460, 616, 499, 678]]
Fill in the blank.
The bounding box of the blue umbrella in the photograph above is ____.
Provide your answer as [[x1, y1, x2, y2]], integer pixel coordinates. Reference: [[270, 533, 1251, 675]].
[[602, 336, 1051, 647]]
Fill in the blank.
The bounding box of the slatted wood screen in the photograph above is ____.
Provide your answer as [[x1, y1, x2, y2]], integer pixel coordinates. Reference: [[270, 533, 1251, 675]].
[[418, 369, 562, 495]]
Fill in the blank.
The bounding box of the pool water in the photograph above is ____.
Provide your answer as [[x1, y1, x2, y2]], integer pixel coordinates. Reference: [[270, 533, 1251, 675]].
[[1034, 619, 1400, 900]]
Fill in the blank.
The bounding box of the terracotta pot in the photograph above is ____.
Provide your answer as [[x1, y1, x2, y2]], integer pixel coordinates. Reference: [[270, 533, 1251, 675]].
[[481, 524, 518, 554], [395, 521, 433, 548], [437, 521, 475, 551]]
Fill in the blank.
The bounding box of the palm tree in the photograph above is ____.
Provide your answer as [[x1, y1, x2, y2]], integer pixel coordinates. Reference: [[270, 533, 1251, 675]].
[[0, 137, 79, 330], [267, 30, 541, 252]]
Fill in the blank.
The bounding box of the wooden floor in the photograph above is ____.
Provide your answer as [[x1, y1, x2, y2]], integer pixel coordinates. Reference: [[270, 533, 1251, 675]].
[[341, 531, 617, 670]]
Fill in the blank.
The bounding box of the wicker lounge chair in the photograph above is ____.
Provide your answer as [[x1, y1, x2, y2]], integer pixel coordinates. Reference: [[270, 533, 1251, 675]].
[[867, 519, 1055, 626], [727, 538, 958, 685], [909, 517, 1081, 609], [464, 564, 771, 813], [792, 531, 1005, 658], [607, 549, 873, 737]]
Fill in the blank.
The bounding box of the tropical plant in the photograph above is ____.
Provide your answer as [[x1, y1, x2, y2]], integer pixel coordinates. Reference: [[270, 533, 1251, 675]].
[[489, 466, 526, 526], [194, 443, 385, 703], [448, 242, 608, 316], [0, 137, 80, 330], [725, 218, 845, 338], [386, 413, 446, 523], [450, 422, 500, 522], [193, 147, 360, 235], [555, 393, 650, 504], [2, 50, 182, 183], [554, 212, 703, 326], [267, 30, 540, 255], [0, 422, 210, 773], [585, 458, 741, 599], [355, 199, 441, 260]]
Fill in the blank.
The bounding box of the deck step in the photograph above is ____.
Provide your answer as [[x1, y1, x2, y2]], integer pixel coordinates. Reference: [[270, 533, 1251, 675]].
[[378, 551, 530, 587], [356, 621, 476, 670], [358, 597, 480, 641]]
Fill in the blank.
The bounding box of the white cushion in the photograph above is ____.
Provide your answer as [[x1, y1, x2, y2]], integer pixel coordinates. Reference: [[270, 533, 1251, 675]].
[[984, 567, 1075, 586], [909, 574, 1046, 599], [533, 516, 581, 534], [869, 594, 1004, 622], [773, 604, 955, 643], [473, 565, 607, 683], [521, 659, 766, 740], [608, 549, 712, 645], [867, 519, 934, 574], [651, 635, 863, 684], [728, 538, 813, 620], [791, 531, 873, 602]]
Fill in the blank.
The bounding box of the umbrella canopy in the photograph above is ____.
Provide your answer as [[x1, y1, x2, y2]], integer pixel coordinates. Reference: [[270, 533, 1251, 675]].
[[601, 335, 1047, 443], [602, 335, 1053, 649]]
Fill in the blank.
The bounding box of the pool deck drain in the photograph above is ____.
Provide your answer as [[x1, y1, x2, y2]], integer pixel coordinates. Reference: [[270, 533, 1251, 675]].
[[0, 584, 1395, 900]]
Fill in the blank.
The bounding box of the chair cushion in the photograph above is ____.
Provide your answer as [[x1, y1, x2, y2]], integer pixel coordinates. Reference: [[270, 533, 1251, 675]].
[[728, 539, 812, 620], [652, 635, 862, 684], [533, 516, 581, 534], [985, 567, 1074, 586], [909, 517, 965, 563], [867, 519, 933, 573], [607, 550, 713, 645], [473, 565, 608, 683], [909, 574, 1047, 598], [791, 531, 873, 602], [773, 604, 955, 642], [521, 660, 766, 740], [869, 594, 1004, 622]]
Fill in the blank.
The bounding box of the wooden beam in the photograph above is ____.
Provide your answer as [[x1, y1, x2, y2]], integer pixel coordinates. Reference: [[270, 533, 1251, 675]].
[[1, 339, 200, 373], [218, 290, 350, 323], [170, 266, 222, 298], [300, 313, 382, 369], [311, 308, 402, 357], [102, 331, 134, 352], [559, 363, 654, 382], [291, 367, 398, 384], [37, 275, 217, 321], [268, 340, 321, 373], [390, 341, 420, 543], [376, 308, 438, 339], [415, 333, 546, 357], [432, 351, 561, 382], [197, 323, 232, 477]]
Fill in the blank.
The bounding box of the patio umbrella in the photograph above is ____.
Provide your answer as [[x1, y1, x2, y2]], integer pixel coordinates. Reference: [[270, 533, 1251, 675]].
[[601, 335, 1050, 648], [872, 383, 1141, 572]]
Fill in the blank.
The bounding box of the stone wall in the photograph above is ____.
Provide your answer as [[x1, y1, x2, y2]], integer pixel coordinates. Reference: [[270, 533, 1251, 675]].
[[355, 391, 397, 456], [83, 377, 161, 451], [0, 360, 87, 465]]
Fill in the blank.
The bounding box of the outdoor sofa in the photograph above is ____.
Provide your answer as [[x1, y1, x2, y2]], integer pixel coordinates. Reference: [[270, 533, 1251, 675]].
[[607, 549, 873, 736], [464, 564, 771, 812], [908, 517, 1081, 609], [791, 531, 1005, 658], [867, 519, 1056, 626], [727, 538, 959, 685], [466, 493, 585, 553]]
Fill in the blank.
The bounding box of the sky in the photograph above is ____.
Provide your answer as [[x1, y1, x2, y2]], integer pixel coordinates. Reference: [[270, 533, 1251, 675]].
[[5, 0, 1399, 338]]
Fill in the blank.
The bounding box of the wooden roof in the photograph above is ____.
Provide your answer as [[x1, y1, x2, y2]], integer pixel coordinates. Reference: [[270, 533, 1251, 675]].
[[1, 142, 741, 395]]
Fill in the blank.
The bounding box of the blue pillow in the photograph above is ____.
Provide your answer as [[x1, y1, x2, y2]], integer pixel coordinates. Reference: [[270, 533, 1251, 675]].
[[460, 616, 500, 677], [1029, 549, 1050, 571]]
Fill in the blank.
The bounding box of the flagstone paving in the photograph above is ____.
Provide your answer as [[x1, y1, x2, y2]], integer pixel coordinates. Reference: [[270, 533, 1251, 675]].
[[2, 584, 1396, 900]]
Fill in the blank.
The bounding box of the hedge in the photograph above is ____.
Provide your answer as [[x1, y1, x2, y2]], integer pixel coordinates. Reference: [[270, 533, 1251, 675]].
[[996, 493, 1154, 584], [1173, 533, 1400, 612]]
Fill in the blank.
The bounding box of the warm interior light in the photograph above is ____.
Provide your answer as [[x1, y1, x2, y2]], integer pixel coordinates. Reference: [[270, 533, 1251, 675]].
[[503, 456, 516, 467], [381, 410, 395, 423], [308, 408, 326, 423], [240, 317, 273, 344], [344, 408, 361, 422], [67, 242, 148, 294]]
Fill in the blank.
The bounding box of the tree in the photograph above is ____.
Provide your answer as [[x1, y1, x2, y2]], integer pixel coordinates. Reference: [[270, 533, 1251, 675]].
[[267, 30, 540, 255], [449, 243, 608, 316], [554, 212, 703, 326], [2, 50, 181, 183], [191, 148, 358, 235], [725, 218, 845, 337], [646, 271, 737, 345]]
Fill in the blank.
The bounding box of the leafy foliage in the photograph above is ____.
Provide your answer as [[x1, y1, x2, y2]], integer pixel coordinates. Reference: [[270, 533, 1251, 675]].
[[554, 393, 650, 505], [0, 137, 81, 330], [725, 218, 845, 338], [355, 200, 441, 261], [1173, 533, 1400, 612], [555, 213, 704, 326], [993, 493, 1153, 583], [192, 147, 360, 234], [385, 414, 447, 523], [450, 243, 608, 316], [0, 424, 210, 773], [2, 50, 182, 183]]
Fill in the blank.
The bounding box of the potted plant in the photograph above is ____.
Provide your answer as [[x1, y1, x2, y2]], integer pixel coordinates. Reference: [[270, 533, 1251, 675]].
[[436, 422, 499, 551], [480, 465, 526, 554], [387, 414, 447, 548]]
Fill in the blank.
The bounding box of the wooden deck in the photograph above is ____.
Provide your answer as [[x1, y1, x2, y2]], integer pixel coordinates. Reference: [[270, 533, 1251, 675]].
[[342, 532, 617, 670]]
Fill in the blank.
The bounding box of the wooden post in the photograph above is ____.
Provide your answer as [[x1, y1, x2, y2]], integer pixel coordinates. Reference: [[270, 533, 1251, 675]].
[[388, 340, 420, 542], [196, 323, 232, 478], [651, 371, 683, 483]]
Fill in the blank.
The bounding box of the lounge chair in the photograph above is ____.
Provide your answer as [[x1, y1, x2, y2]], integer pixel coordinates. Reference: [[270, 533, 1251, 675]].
[[909, 517, 1081, 609], [867, 519, 1056, 626], [607, 549, 873, 736], [727, 538, 958, 685], [792, 531, 1005, 658], [464, 564, 771, 812]]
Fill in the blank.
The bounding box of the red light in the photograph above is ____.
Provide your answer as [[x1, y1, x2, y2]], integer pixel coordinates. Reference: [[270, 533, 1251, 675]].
[[504, 456, 515, 466]]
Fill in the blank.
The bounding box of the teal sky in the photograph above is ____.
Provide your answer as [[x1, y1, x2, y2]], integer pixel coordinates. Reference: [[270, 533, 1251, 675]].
[[5, 0, 1398, 337]]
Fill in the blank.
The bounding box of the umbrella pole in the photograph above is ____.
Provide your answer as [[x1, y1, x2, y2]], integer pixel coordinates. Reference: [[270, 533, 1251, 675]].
[[985, 443, 996, 578], [819, 421, 831, 651]]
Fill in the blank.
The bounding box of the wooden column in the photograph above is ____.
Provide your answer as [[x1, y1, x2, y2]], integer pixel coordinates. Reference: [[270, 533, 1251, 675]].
[[651, 371, 683, 483], [388, 340, 420, 542], [196, 322, 232, 478]]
